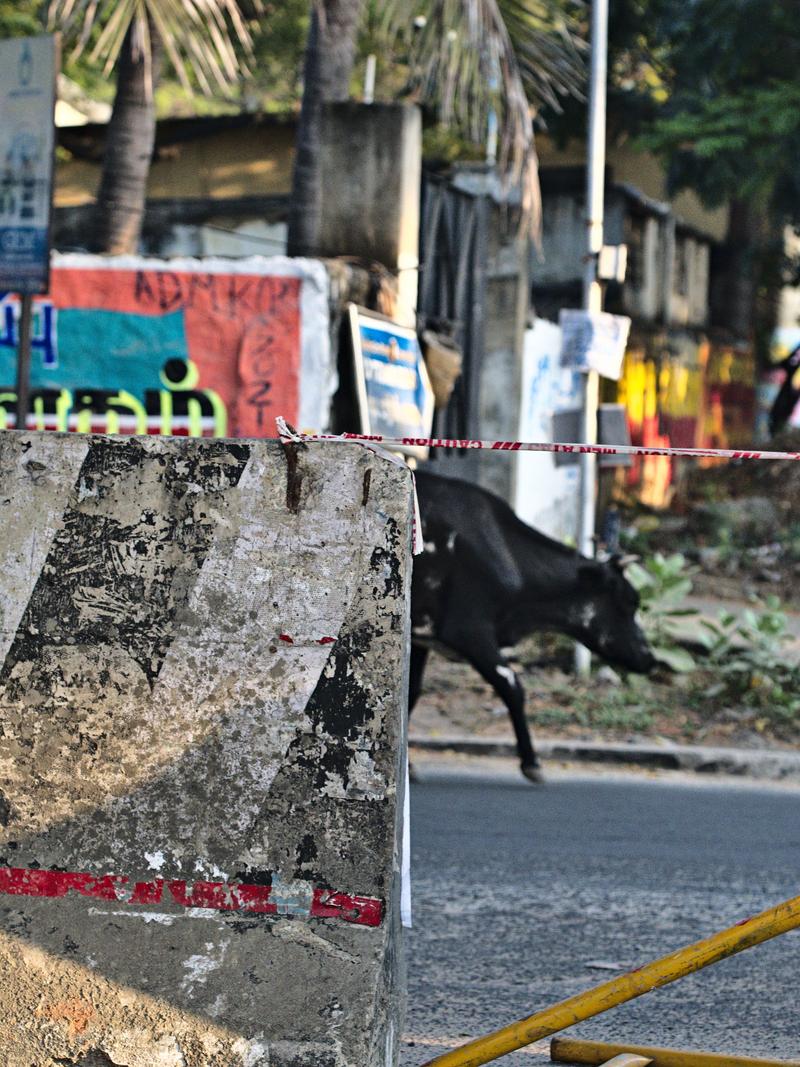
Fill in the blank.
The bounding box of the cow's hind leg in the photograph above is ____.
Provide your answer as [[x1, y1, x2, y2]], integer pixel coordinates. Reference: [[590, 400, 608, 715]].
[[408, 644, 430, 714], [457, 640, 544, 784], [407, 645, 430, 784]]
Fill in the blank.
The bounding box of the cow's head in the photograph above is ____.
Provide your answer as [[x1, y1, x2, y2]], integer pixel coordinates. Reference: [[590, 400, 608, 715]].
[[568, 556, 656, 673]]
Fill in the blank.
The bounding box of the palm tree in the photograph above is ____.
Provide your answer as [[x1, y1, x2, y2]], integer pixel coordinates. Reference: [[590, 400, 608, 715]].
[[48, 0, 259, 253], [287, 0, 363, 257], [287, 0, 586, 255]]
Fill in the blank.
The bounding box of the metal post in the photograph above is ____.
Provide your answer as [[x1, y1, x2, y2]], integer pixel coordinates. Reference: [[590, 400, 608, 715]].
[[575, 0, 609, 676], [363, 54, 376, 103], [15, 294, 33, 433]]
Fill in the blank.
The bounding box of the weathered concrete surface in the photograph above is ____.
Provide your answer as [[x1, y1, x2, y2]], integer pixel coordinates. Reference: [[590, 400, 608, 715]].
[[0, 433, 413, 1067], [317, 102, 421, 322]]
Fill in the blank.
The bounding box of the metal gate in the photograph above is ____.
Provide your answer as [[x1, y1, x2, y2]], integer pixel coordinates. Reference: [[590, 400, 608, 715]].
[[418, 171, 489, 441]]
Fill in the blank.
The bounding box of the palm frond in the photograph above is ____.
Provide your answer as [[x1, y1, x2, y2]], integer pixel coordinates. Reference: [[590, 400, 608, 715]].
[[48, 0, 260, 95], [380, 0, 586, 236]]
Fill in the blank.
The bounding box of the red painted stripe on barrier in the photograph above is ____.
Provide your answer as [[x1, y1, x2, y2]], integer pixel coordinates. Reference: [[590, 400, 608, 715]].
[[277, 423, 800, 464], [0, 867, 383, 927], [311, 888, 384, 926]]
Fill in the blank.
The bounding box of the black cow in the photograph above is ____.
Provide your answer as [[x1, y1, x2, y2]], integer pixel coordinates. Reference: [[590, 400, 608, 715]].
[[410, 471, 655, 782]]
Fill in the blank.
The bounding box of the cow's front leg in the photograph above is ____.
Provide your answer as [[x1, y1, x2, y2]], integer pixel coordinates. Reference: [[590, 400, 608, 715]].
[[474, 652, 543, 783], [445, 629, 543, 783]]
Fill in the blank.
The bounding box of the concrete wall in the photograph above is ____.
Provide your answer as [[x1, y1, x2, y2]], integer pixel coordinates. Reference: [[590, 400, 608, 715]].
[[623, 214, 662, 322], [56, 117, 296, 209], [317, 102, 421, 324], [0, 433, 413, 1067], [535, 134, 729, 243], [534, 184, 711, 332], [55, 116, 295, 258], [671, 234, 710, 328], [477, 205, 530, 502]]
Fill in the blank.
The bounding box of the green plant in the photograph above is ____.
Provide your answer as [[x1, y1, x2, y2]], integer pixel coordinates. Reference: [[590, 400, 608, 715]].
[[626, 553, 699, 673], [696, 596, 800, 725], [784, 523, 800, 563], [619, 513, 661, 557], [533, 706, 576, 728], [538, 687, 657, 733], [588, 698, 655, 732]]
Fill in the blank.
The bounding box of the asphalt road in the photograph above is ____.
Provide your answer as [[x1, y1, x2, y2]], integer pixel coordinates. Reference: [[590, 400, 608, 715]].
[[401, 761, 800, 1066]]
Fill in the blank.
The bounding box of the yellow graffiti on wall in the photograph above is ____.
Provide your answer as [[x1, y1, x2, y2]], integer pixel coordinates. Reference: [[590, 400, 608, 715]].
[[617, 337, 711, 431], [612, 333, 755, 506], [0, 359, 228, 437]]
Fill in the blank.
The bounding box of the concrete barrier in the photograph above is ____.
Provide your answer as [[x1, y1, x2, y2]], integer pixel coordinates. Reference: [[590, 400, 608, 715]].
[[0, 432, 413, 1067]]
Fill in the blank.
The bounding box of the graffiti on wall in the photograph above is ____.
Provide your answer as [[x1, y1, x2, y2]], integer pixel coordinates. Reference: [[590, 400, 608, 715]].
[[615, 331, 755, 506], [0, 253, 332, 436]]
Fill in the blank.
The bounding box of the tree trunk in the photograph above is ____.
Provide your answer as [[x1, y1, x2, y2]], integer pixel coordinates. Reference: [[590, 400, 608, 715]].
[[90, 19, 162, 254], [716, 198, 758, 341], [287, 0, 364, 257]]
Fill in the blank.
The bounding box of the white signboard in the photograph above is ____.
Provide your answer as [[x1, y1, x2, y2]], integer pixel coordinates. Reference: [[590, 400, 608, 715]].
[[514, 319, 582, 542], [0, 35, 58, 294], [349, 305, 434, 460], [559, 309, 631, 381]]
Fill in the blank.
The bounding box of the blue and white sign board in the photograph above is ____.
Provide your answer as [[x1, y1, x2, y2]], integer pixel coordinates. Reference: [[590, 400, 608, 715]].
[[0, 35, 58, 294], [559, 309, 631, 381], [349, 304, 434, 459]]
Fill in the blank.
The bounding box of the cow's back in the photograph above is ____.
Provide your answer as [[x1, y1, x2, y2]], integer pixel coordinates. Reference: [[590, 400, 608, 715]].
[[411, 471, 528, 638]]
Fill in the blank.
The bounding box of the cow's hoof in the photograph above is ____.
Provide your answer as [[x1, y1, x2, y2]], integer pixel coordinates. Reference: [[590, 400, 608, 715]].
[[521, 762, 545, 784]]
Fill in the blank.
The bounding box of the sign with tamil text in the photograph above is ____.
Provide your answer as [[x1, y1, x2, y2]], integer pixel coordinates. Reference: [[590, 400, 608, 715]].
[[0, 34, 57, 294], [0, 253, 333, 435]]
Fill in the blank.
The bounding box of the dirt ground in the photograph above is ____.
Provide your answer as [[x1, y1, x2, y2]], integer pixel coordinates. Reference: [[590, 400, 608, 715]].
[[410, 632, 800, 752]]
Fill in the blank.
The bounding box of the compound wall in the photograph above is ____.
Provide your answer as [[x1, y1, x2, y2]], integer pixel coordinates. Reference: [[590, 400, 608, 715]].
[[0, 432, 413, 1067]]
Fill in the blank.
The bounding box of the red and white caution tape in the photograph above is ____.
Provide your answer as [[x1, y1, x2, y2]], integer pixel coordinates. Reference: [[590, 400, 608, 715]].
[[277, 417, 426, 553], [276, 420, 800, 464]]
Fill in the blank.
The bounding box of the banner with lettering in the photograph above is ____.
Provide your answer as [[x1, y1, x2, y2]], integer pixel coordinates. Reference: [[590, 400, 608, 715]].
[[0, 253, 332, 435]]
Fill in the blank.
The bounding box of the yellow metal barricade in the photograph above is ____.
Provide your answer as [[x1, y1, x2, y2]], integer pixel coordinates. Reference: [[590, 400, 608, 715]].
[[550, 1037, 800, 1067], [421, 892, 800, 1066]]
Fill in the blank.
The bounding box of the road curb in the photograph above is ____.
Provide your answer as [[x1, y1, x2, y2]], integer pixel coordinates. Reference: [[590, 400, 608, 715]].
[[409, 734, 800, 782]]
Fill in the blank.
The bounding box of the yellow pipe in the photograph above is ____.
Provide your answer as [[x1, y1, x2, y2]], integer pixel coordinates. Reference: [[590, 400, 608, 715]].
[[551, 1037, 800, 1067], [420, 893, 800, 1066]]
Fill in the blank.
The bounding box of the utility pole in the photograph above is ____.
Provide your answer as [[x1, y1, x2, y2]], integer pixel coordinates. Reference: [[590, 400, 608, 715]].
[[15, 295, 33, 433], [575, 0, 609, 676]]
